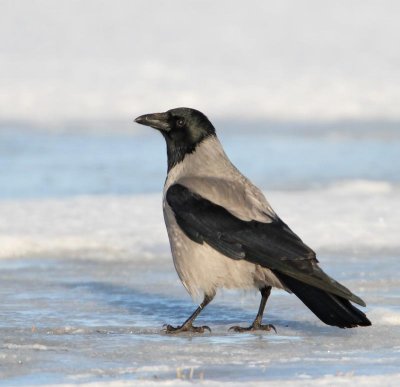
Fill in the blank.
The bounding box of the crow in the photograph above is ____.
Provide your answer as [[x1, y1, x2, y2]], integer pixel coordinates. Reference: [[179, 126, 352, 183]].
[[135, 107, 371, 333]]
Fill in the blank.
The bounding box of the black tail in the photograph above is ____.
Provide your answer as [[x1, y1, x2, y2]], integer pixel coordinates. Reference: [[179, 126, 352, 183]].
[[275, 272, 371, 328]]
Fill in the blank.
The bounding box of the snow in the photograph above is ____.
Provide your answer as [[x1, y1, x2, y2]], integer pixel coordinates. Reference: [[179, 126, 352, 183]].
[[0, 181, 399, 385], [37, 374, 400, 387], [0, 180, 398, 260], [1, 1, 400, 124]]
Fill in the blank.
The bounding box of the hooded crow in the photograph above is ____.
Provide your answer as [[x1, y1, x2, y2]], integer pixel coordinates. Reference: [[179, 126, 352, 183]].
[[135, 107, 371, 333]]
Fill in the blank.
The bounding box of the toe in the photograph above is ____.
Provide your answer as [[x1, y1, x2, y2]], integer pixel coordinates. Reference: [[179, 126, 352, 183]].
[[229, 324, 277, 333], [258, 324, 277, 333], [163, 324, 211, 334], [254, 324, 277, 333], [201, 325, 211, 333], [229, 325, 246, 332], [268, 324, 277, 333], [192, 325, 211, 333], [163, 324, 178, 333]]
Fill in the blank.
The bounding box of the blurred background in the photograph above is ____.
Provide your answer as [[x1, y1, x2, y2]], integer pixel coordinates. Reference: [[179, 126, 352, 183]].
[[1, 2, 400, 383], [1, 0, 399, 199]]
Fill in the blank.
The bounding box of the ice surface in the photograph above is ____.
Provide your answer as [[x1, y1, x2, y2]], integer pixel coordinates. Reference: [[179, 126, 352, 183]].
[[1, 124, 399, 385], [0, 183, 399, 386], [1, 127, 400, 199], [1, 256, 399, 386]]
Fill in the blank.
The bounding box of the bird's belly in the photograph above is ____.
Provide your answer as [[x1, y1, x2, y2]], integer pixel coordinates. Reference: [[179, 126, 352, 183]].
[[164, 204, 284, 298]]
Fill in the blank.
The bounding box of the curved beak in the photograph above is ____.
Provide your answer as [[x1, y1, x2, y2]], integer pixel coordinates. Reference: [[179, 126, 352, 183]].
[[134, 112, 171, 131]]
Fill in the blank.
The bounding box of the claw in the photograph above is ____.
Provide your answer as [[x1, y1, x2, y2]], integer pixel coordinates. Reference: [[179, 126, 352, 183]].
[[229, 323, 277, 333], [162, 324, 175, 332], [266, 324, 277, 333], [229, 325, 243, 332], [162, 323, 211, 334]]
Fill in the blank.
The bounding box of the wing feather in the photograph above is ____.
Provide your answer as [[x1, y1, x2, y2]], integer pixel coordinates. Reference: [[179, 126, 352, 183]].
[[166, 183, 366, 306]]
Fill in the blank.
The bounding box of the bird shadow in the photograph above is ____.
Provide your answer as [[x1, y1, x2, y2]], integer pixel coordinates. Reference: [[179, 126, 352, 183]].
[[63, 280, 352, 337]]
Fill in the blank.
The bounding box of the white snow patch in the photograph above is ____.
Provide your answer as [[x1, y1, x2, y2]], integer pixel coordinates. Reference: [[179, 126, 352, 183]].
[[2, 343, 48, 351], [30, 373, 400, 387], [0, 181, 398, 260], [1, 1, 400, 123]]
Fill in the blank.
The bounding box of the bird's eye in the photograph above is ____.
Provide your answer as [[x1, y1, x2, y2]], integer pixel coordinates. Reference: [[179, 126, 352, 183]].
[[177, 118, 185, 127]]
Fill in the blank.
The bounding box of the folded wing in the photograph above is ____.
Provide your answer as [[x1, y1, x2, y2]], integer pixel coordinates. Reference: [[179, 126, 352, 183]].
[[166, 183, 366, 307]]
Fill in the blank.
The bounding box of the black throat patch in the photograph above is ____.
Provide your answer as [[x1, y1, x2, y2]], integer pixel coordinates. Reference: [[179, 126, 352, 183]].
[[164, 132, 216, 172]]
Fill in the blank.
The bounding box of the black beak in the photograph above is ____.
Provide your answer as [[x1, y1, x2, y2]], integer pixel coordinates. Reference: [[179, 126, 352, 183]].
[[134, 112, 171, 131]]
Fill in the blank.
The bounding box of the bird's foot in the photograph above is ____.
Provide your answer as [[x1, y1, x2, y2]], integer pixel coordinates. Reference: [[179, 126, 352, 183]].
[[163, 323, 211, 334], [229, 323, 277, 333]]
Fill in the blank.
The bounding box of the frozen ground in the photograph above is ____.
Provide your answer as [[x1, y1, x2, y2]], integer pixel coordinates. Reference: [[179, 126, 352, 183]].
[[1, 123, 399, 385], [0, 182, 399, 386]]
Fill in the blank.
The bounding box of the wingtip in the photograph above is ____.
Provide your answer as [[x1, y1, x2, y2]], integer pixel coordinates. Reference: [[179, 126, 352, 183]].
[[350, 294, 367, 307]]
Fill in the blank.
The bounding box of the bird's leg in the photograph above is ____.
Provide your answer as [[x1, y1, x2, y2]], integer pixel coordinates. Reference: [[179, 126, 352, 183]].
[[229, 286, 277, 333], [164, 293, 214, 334]]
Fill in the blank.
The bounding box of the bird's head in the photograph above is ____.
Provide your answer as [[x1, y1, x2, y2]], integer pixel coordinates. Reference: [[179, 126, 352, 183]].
[[135, 107, 216, 170]]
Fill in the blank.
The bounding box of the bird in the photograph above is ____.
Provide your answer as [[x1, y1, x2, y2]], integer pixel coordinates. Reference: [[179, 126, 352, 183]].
[[134, 107, 371, 333]]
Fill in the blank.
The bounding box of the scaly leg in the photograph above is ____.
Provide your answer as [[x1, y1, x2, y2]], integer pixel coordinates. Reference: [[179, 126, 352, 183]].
[[164, 293, 214, 334], [229, 286, 276, 333]]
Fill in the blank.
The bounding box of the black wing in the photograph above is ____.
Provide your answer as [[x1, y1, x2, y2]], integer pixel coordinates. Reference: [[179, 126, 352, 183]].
[[166, 183, 365, 306]]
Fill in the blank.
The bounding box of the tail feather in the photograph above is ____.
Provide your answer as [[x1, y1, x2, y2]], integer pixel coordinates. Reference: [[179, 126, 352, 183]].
[[275, 272, 371, 328]]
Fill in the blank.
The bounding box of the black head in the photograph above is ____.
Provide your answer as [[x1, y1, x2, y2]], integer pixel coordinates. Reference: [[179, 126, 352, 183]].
[[134, 107, 216, 171]]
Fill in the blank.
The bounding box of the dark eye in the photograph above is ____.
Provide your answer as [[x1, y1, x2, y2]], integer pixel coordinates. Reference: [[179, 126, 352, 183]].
[[177, 118, 185, 127]]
